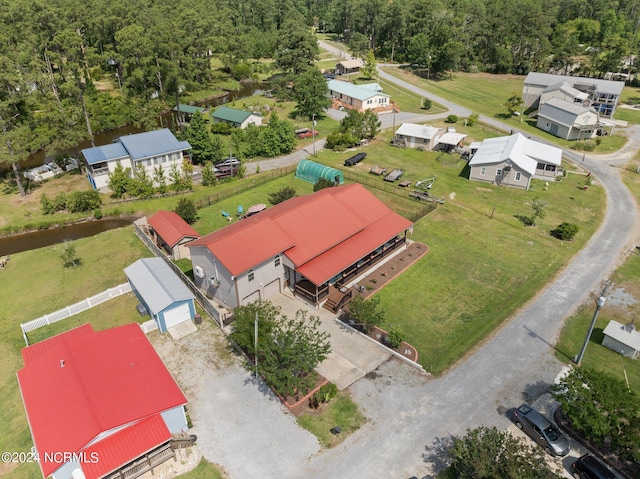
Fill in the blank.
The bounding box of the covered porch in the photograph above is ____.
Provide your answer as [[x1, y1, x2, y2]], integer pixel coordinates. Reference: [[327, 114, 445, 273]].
[[292, 233, 408, 307]]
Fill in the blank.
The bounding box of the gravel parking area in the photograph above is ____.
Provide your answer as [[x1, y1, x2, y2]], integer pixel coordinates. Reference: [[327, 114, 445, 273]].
[[149, 319, 320, 479]]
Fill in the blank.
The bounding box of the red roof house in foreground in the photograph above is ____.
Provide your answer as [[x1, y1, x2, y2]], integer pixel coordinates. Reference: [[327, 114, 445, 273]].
[[17, 323, 188, 479], [148, 210, 200, 260], [188, 183, 413, 307]]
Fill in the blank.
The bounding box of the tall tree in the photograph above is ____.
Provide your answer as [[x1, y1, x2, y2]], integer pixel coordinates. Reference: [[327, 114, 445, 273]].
[[292, 67, 331, 119], [275, 20, 318, 74], [447, 426, 564, 478]]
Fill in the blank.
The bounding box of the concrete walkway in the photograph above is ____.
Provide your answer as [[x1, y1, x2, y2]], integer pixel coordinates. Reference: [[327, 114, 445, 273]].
[[269, 293, 391, 390]]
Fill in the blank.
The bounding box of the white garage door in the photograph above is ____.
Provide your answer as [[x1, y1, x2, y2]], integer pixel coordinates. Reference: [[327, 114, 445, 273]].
[[263, 278, 281, 299], [241, 290, 260, 305], [163, 303, 191, 329]]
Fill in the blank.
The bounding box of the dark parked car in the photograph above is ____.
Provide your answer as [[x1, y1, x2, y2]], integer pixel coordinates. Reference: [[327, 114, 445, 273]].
[[513, 404, 570, 457], [344, 152, 367, 166], [571, 454, 617, 479]]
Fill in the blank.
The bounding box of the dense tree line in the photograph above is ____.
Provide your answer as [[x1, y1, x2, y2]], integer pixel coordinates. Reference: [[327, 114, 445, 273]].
[[2, 0, 638, 194]]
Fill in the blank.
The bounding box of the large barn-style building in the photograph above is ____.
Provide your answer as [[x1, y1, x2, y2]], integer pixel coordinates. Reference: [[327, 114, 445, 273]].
[[188, 184, 413, 308]]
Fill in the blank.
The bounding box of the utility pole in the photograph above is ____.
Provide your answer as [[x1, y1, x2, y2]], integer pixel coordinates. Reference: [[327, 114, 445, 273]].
[[575, 280, 611, 366], [312, 114, 317, 157], [254, 312, 258, 379]]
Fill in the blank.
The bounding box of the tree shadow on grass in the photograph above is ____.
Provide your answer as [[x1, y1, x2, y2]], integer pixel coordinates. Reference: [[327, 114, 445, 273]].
[[514, 215, 534, 226]]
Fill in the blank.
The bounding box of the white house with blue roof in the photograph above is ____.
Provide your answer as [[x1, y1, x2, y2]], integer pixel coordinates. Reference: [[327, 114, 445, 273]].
[[81, 129, 191, 189], [327, 79, 391, 112]]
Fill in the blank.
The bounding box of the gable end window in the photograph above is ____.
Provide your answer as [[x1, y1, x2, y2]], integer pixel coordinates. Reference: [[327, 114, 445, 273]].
[[248, 269, 255, 281], [274, 255, 281, 267]]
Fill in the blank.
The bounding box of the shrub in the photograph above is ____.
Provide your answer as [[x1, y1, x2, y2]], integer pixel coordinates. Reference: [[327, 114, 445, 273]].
[[552, 222, 579, 240], [421, 98, 432, 110], [317, 383, 338, 403], [466, 113, 479, 126], [40, 194, 55, 215], [313, 177, 335, 191], [387, 326, 406, 349], [67, 191, 102, 213], [174, 198, 198, 224], [268, 186, 296, 205], [94, 208, 103, 219], [445, 114, 458, 123], [572, 140, 596, 152]]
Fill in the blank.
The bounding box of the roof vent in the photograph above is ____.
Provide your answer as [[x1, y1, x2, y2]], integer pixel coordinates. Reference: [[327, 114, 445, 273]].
[[60, 360, 65, 368]]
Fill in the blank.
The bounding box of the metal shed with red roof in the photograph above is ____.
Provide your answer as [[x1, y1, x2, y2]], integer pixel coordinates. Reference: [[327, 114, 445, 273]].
[[17, 323, 188, 479], [188, 183, 412, 308], [148, 210, 200, 260]]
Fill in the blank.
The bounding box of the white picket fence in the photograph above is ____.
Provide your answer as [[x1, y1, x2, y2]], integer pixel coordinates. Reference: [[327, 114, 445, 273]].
[[140, 319, 158, 333], [20, 283, 133, 345]]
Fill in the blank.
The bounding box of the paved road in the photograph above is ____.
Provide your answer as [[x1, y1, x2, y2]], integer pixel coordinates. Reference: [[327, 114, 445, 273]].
[[191, 42, 640, 478]]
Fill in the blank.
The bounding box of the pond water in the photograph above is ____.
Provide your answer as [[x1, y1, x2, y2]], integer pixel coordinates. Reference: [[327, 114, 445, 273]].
[[0, 218, 134, 256]]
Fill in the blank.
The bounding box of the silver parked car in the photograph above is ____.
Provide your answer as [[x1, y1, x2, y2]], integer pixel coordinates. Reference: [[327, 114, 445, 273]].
[[513, 404, 570, 457]]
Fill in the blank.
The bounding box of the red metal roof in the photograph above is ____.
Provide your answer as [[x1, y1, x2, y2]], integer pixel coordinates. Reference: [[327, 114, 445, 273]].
[[189, 184, 413, 282], [148, 210, 200, 248], [297, 212, 412, 285], [80, 415, 171, 479], [17, 324, 187, 478], [21, 323, 94, 366]]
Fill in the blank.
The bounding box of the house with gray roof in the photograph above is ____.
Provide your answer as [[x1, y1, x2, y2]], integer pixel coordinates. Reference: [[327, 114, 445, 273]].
[[540, 81, 589, 107], [327, 79, 392, 112], [523, 72, 624, 118], [124, 257, 196, 333], [536, 98, 600, 140], [212, 106, 262, 128], [336, 59, 364, 75], [602, 320, 640, 359], [393, 123, 443, 150], [468, 133, 563, 190], [81, 129, 191, 190]]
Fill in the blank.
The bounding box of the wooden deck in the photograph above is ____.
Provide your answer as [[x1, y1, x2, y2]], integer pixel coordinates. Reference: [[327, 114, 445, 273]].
[[323, 285, 354, 313]]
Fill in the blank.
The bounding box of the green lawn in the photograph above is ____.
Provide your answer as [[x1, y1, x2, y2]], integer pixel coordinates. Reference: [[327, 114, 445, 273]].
[[296, 392, 366, 448], [311, 137, 605, 374], [176, 458, 227, 478], [552, 153, 640, 391], [0, 226, 151, 479], [381, 67, 631, 152]]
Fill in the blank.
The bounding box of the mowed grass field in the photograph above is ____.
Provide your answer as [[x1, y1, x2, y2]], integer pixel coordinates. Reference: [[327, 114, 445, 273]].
[[311, 136, 604, 374], [381, 67, 630, 152]]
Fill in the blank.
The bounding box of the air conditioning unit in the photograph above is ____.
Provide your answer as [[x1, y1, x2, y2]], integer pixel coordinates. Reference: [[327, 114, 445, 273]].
[[194, 266, 204, 278]]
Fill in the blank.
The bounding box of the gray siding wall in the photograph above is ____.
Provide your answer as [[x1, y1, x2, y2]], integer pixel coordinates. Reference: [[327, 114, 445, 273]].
[[161, 405, 188, 434], [236, 255, 285, 305], [191, 246, 238, 308], [602, 336, 638, 359], [470, 162, 530, 189]]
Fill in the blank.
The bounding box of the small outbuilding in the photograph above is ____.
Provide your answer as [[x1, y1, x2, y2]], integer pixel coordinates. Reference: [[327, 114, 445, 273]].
[[336, 59, 364, 75], [124, 258, 196, 333], [295, 159, 344, 185], [148, 210, 200, 260], [602, 320, 640, 359], [394, 123, 443, 150], [212, 106, 262, 129]]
